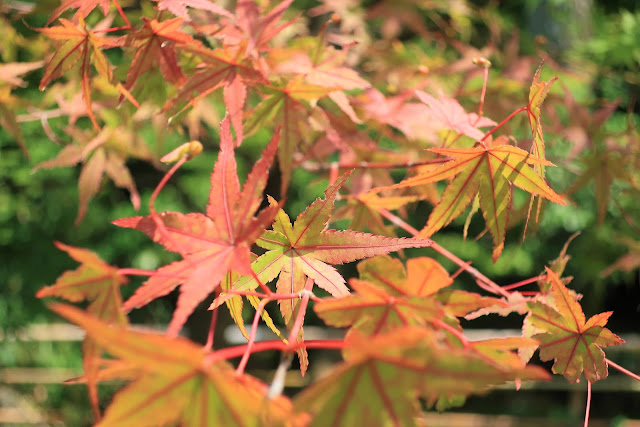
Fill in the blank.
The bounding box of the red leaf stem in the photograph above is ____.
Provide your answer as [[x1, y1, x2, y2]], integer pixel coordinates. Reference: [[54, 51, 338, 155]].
[[376, 208, 510, 297], [502, 275, 546, 291], [606, 358, 640, 382], [206, 339, 345, 365], [480, 106, 528, 143]]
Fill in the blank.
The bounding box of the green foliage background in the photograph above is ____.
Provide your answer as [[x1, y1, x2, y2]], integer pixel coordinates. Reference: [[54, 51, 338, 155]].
[[1, 0, 639, 424]]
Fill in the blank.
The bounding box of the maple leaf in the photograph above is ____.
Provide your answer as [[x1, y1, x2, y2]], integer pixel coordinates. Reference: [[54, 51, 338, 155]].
[[0, 60, 44, 157], [415, 90, 496, 141], [47, 0, 111, 25], [38, 17, 123, 129], [216, 0, 296, 55], [244, 76, 338, 192], [526, 64, 557, 179], [113, 116, 280, 336], [215, 172, 433, 329], [164, 44, 266, 146], [33, 126, 152, 224], [525, 268, 624, 383], [601, 237, 640, 277], [381, 145, 566, 261], [294, 329, 549, 426], [564, 146, 638, 224], [50, 303, 294, 427], [271, 36, 370, 91], [315, 255, 501, 335], [333, 192, 418, 237], [36, 242, 128, 419], [355, 88, 437, 141], [153, 0, 233, 20], [122, 17, 199, 92]]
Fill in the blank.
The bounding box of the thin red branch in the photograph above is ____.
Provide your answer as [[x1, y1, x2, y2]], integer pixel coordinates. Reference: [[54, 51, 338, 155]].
[[376, 208, 510, 298], [299, 157, 451, 173], [236, 298, 271, 375], [502, 275, 545, 291], [203, 301, 219, 352], [149, 157, 191, 260], [206, 339, 345, 365], [584, 380, 591, 427], [112, 0, 131, 28], [480, 106, 528, 143], [606, 358, 640, 382]]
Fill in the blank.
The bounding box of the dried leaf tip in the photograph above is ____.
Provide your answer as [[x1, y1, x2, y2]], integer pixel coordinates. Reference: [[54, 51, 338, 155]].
[[161, 140, 203, 163], [472, 57, 492, 68]]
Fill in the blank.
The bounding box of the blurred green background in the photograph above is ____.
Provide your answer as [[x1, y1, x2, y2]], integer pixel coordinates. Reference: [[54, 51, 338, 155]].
[[1, 0, 639, 425]]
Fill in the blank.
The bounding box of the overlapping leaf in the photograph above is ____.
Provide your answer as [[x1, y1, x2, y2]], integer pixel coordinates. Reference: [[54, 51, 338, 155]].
[[244, 76, 338, 192], [113, 116, 280, 336], [36, 242, 128, 419], [315, 255, 501, 335], [47, 0, 111, 25], [526, 64, 557, 179], [381, 145, 566, 260], [525, 268, 624, 383], [416, 90, 496, 141], [34, 126, 152, 224], [38, 17, 122, 129], [294, 329, 549, 426], [50, 304, 293, 427], [122, 17, 199, 92], [154, 0, 233, 20], [164, 44, 266, 146], [214, 172, 433, 328]]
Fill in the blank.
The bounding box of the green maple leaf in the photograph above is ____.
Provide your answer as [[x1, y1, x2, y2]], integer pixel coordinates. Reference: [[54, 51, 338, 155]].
[[527, 64, 557, 179], [382, 145, 566, 261], [525, 267, 624, 383], [50, 304, 294, 427], [245, 76, 338, 193], [215, 172, 433, 327], [294, 329, 549, 426], [37, 242, 128, 419]]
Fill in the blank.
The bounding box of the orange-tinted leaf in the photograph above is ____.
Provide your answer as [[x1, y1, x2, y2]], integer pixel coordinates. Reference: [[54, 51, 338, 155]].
[[294, 329, 549, 425], [123, 17, 198, 91], [113, 116, 280, 335], [383, 145, 566, 261], [316, 255, 499, 334], [219, 174, 432, 323], [38, 18, 119, 129], [525, 268, 624, 383], [50, 304, 293, 427], [37, 242, 128, 419], [245, 77, 336, 192], [164, 45, 266, 146], [47, 0, 110, 25], [33, 127, 149, 224]]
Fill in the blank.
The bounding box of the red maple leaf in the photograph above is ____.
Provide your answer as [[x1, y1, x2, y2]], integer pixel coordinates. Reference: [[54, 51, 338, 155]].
[[47, 0, 111, 25], [153, 0, 233, 20], [113, 116, 280, 335], [415, 90, 496, 141], [122, 17, 200, 91]]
